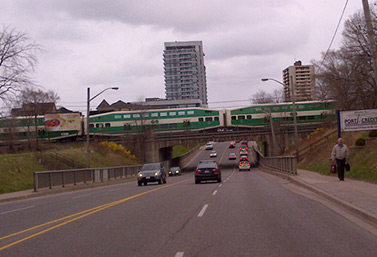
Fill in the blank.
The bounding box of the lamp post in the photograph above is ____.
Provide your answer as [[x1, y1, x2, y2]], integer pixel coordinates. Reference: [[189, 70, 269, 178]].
[[261, 78, 299, 160], [86, 86, 119, 168]]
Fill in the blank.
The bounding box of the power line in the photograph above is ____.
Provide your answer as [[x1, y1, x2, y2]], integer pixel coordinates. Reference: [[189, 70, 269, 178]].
[[319, 0, 349, 69]]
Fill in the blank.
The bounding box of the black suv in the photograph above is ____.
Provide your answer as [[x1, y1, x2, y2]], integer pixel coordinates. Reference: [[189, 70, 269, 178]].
[[137, 163, 167, 186], [195, 160, 221, 184]]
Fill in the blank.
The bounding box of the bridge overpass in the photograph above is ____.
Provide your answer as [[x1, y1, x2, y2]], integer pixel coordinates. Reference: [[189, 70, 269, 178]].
[[112, 123, 325, 162]]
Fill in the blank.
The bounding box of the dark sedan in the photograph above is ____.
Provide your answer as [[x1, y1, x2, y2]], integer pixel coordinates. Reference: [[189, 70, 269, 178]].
[[195, 160, 221, 184]]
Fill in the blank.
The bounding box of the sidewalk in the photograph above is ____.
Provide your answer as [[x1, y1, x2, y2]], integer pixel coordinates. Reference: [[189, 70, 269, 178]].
[[290, 169, 377, 227]]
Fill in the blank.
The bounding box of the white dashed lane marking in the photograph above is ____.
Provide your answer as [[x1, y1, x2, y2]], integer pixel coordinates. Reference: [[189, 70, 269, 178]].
[[0, 206, 34, 215], [198, 204, 208, 217], [72, 193, 92, 199], [212, 190, 218, 196], [175, 252, 184, 257]]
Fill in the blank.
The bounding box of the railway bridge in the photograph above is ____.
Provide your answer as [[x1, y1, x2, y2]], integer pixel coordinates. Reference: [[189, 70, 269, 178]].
[[118, 123, 324, 162]]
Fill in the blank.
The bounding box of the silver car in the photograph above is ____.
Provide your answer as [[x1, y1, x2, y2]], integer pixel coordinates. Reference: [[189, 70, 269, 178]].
[[137, 163, 167, 186]]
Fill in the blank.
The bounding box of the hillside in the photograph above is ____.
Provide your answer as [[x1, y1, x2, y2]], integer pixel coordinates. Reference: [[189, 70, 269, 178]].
[[287, 127, 377, 183], [0, 141, 139, 194]]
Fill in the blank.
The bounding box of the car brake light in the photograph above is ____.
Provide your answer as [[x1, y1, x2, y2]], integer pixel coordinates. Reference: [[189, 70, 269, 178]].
[[196, 169, 201, 174], [213, 169, 219, 173]]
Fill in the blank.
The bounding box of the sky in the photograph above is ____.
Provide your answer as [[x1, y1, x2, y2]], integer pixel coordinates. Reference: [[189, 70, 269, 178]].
[[1, 0, 368, 112]]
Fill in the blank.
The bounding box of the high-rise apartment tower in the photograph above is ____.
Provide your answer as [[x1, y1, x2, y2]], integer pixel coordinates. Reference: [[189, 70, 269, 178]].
[[282, 61, 315, 102], [163, 41, 208, 106]]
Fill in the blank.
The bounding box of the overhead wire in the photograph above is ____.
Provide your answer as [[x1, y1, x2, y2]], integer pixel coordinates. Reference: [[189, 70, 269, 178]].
[[319, 0, 349, 69]]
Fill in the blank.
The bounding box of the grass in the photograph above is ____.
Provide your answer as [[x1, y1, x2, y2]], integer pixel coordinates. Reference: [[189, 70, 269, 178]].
[[0, 153, 45, 193], [172, 144, 198, 158], [297, 128, 377, 183], [0, 143, 139, 194]]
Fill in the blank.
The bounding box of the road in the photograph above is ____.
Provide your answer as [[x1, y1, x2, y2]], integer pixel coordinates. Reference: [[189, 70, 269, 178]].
[[1, 142, 377, 256]]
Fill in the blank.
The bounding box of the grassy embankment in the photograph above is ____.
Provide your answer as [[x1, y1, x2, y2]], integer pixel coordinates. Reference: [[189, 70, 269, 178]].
[[0, 141, 139, 194], [290, 127, 377, 183]]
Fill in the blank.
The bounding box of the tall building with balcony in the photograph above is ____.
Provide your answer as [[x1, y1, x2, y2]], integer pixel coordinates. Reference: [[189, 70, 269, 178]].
[[282, 61, 315, 102], [163, 41, 208, 106]]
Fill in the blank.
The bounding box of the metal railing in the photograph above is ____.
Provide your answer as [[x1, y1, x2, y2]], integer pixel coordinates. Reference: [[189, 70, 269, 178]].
[[33, 165, 142, 192], [253, 145, 297, 175]]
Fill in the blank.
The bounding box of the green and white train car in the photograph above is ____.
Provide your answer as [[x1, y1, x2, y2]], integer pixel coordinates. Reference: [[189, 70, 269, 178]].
[[225, 101, 335, 127], [89, 108, 224, 135], [0, 113, 82, 142]]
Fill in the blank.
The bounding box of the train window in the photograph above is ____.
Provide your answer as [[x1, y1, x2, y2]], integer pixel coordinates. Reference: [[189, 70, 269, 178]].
[[205, 110, 212, 113], [142, 113, 149, 118], [273, 107, 279, 111], [187, 111, 194, 115], [308, 116, 315, 120], [133, 114, 140, 118], [214, 117, 219, 121], [247, 115, 252, 119], [298, 105, 305, 109], [114, 115, 122, 119], [160, 112, 167, 117], [205, 117, 213, 121], [96, 124, 103, 128], [238, 116, 245, 120], [178, 111, 185, 115], [299, 116, 306, 120], [255, 108, 262, 112], [105, 123, 111, 127], [160, 124, 169, 128], [123, 114, 131, 119], [199, 118, 204, 122], [231, 116, 236, 120], [89, 124, 94, 128], [151, 113, 158, 117], [169, 112, 176, 116], [170, 123, 177, 128]]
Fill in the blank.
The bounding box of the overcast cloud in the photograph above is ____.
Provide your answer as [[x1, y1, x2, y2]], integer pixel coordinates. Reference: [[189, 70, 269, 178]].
[[1, 0, 366, 111]]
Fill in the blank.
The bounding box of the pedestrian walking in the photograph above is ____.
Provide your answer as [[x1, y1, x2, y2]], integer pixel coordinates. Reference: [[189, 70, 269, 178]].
[[331, 138, 349, 181]]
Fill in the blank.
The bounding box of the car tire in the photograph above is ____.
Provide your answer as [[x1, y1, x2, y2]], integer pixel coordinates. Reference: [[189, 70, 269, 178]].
[[195, 180, 200, 184], [217, 179, 221, 183], [138, 181, 142, 186], [163, 178, 167, 184], [158, 178, 163, 184]]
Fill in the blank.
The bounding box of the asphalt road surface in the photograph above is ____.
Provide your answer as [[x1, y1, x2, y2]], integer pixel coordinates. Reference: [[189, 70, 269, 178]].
[[1, 142, 377, 257]]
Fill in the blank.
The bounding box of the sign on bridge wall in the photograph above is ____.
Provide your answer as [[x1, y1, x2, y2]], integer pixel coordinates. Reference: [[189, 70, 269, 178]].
[[339, 109, 377, 132]]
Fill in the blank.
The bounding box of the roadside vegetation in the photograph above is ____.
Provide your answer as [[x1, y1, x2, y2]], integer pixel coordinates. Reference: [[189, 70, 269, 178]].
[[172, 144, 199, 158], [0, 142, 139, 194], [293, 127, 377, 183]]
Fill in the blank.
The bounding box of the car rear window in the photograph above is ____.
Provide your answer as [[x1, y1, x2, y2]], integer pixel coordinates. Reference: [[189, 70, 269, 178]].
[[197, 163, 217, 169], [141, 163, 160, 171]]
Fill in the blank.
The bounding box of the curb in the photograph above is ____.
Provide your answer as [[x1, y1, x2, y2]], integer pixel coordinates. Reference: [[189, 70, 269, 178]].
[[260, 168, 377, 228]]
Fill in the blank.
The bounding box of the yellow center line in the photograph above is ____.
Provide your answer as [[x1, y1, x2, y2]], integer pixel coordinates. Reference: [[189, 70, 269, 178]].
[[0, 179, 190, 251]]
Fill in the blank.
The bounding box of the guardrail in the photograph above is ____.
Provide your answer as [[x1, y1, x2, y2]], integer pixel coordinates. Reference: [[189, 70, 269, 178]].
[[253, 145, 297, 175], [33, 165, 142, 192]]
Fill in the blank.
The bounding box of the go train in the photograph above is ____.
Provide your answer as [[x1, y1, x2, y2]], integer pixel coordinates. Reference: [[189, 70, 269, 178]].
[[0, 100, 335, 142]]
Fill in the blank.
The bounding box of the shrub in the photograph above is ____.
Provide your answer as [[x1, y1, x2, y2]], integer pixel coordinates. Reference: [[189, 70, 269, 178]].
[[98, 141, 136, 159], [355, 138, 366, 146], [369, 130, 377, 137]]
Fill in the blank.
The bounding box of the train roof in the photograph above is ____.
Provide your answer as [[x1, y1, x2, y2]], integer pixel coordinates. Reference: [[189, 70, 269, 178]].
[[226, 100, 335, 111]]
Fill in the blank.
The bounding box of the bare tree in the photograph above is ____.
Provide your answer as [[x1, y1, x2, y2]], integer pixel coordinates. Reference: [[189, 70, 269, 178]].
[[313, 8, 377, 110], [0, 26, 42, 105], [251, 89, 283, 104], [18, 88, 60, 149]]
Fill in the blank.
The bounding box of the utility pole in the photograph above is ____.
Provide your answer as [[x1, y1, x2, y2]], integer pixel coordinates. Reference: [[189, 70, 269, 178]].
[[362, 0, 377, 91]]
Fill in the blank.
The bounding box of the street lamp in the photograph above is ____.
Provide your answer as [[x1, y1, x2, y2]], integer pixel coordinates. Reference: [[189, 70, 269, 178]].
[[86, 86, 119, 168], [261, 78, 299, 160]]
